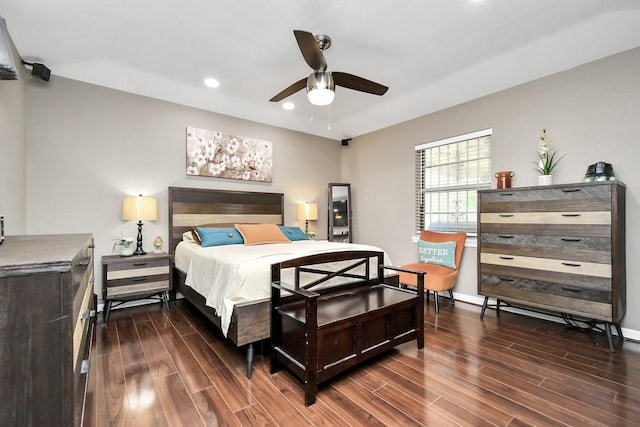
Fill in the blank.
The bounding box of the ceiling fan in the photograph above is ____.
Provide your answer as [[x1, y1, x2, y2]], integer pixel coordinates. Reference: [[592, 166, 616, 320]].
[[270, 30, 389, 106]]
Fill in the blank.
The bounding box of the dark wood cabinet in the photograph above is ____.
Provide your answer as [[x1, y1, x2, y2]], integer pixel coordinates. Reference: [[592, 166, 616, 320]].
[[0, 234, 96, 426], [478, 181, 625, 350]]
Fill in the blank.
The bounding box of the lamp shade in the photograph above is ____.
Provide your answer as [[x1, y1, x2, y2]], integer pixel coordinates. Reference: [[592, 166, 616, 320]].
[[122, 195, 158, 221], [297, 202, 318, 221], [307, 72, 335, 106]]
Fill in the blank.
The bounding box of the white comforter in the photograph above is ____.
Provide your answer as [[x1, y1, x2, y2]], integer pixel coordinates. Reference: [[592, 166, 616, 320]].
[[174, 240, 391, 336]]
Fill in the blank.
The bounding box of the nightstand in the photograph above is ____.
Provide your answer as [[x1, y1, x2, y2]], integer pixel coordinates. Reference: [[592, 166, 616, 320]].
[[102, 252, 172, 322]]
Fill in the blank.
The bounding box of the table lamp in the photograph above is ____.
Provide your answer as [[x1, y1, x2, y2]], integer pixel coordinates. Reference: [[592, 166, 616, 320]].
[[122, 194, 158, 255], [296, 202, 318, 234]]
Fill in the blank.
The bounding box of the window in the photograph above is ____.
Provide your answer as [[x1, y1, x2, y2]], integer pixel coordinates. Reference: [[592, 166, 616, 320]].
[[415, 129, 492, 240]]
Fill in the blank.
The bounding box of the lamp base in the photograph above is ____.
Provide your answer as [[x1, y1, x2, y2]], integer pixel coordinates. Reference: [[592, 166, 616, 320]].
[[134, 220, 147, 256]]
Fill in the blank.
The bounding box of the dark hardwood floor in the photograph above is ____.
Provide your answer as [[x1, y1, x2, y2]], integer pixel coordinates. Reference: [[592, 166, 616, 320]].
[[83, 298, 640, 426]]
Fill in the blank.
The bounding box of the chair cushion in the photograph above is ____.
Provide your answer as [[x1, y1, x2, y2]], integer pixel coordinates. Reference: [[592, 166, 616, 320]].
[[398, 262, 459, 291], [417, 240, 457, 269]]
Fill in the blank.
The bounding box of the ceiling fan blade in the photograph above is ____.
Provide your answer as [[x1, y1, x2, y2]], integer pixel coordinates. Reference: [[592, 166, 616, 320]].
[[294, 30, 327, 71], [333, 72, 388, 96], [269, 77, 307, 102]]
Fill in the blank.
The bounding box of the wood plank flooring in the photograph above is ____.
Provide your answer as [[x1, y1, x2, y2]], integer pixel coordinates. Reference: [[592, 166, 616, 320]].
[[83, 299, 640, 426]]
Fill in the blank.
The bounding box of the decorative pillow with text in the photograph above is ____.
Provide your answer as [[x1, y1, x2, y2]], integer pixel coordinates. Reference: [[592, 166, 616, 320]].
[[417, 240, 457, 269]]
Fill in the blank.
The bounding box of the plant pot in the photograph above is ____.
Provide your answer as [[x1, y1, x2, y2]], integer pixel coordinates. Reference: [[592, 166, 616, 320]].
[[120, 247, 134, 256], [538, 175, 553, 186]]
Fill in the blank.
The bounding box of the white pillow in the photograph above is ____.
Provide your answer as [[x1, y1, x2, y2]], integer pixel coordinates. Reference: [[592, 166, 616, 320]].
[[182, 231, 196, 243]]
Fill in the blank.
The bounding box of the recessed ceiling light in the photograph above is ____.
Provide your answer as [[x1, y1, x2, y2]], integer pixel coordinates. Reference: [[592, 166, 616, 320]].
[[204, 78, 219, 88], [283, 102, 295, 110]]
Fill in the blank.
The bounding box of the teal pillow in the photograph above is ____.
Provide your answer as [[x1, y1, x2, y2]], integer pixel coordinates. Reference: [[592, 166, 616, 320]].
[[279, 226, 309, 241], [196, 227, 244, 247], [417, 240, 457, 269]]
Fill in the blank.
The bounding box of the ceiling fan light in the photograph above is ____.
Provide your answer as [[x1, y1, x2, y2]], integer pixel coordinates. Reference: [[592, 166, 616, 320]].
[[307, 88, 335, 106], [307, 72, 335, 106]]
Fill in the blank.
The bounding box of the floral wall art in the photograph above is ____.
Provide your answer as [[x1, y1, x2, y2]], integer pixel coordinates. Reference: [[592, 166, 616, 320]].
[[186, 126, 273, 182]]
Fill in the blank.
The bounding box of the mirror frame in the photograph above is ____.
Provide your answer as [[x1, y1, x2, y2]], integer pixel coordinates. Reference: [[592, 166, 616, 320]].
[[327, 183, 352, 243]]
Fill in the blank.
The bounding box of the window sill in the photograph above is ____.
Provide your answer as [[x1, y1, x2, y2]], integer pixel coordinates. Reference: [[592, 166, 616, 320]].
[[410, 235, 477, 248]]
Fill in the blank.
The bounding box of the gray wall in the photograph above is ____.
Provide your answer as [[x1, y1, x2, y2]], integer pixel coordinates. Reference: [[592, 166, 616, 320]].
[[5, 41, 639, 334], [347, 47, 640, 334], [0, 35, 26, 234], [24, 77, 341, 300]]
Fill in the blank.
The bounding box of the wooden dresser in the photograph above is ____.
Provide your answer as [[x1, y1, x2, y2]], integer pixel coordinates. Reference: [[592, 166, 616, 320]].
[[477, 181, 625, 351], [0, 234, 96, 426]]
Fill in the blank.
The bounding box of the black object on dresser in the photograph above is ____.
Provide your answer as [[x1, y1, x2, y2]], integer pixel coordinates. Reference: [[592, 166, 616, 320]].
[[478, 181, 625, 352], [0, 234, 96, 426], [102, 252, 172, 322]]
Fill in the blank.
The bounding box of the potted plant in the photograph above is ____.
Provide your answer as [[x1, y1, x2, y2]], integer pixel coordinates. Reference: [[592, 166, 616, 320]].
[[113, 236, 135, 256], [534, 128, 565, 185]]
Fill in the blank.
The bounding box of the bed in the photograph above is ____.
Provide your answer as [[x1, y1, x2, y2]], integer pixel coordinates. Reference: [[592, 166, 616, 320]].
[[168, 186, 395, 378]]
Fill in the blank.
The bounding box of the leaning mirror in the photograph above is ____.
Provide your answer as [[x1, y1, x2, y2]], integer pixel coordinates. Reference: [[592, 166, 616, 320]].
[[328, 183, 352, 243]]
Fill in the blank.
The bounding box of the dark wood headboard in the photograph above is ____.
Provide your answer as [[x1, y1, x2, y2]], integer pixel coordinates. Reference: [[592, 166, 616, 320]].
[[168, 187, 284, 255]]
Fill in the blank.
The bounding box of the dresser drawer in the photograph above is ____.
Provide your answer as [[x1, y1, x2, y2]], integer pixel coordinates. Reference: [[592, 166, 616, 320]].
[[71, 239, 94, 325], [480, 211, 610, 225], [106, 278, 170, 298], [480, 252, 611, 277], [480, 233, 611, 264], [480, 273, 613, 320], [73, 275, 95, 368], [105, 257, 170, 280], [480, 221, 611, 238], [480, 233, 611, 250], [479, 183, 612, 204]]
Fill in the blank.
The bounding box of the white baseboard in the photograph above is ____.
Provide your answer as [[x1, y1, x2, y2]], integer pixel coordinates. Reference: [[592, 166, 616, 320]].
[[96, 291, 639, 342], [453, 292, 640, 342]]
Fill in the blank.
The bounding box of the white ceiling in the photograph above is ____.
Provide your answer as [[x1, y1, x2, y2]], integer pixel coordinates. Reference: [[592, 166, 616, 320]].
[[2, 0, 640, 140]]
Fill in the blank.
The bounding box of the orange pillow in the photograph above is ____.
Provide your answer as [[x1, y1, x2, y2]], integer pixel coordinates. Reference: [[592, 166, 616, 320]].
[[234, 223, 291, 245]]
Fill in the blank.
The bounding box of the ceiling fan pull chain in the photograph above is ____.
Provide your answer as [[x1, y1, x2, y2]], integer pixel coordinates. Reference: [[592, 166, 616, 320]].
[[309, 103, 314, 122], [328, 103, 331, 130]]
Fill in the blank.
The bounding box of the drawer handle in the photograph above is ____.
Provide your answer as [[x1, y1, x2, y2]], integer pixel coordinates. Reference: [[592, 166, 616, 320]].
[[562, 287, 581, 293], [498, 277, 515, 282], [562, 262, 582, 267], [499, 256, 514, 260], [561, 238, 582, 242], [133, 277, 146, 282], [80, 359, 90, 374], [498, 192, 514, 196], [561, 188, 582, 193], [133, 262, 148, 267], [498, 235, 514, 239], [81, 309, 96, 320], [499, 214, 514, 217], [561, 213, 581, 217]]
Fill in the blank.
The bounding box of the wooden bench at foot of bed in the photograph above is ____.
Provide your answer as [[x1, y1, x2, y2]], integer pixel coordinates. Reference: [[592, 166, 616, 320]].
[[270, 250, 425, 406]]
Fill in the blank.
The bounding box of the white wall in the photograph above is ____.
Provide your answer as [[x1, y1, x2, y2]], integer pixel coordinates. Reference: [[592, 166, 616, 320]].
[[24, 77, 341, 300], [0, 35, 26, 234], [347, 47, 640, 332]]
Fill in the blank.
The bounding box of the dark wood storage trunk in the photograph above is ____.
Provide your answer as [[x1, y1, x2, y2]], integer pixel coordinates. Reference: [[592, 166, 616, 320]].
[[478, 181, 625, 339], [0, 234, 96, 426], [270, 251, 424, 406]]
